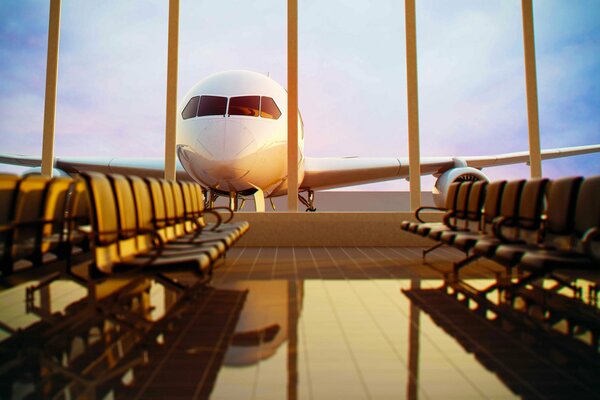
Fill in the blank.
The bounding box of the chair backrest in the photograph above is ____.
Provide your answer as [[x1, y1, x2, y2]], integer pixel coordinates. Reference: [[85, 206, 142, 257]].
[[11, 175, 51, 262], [0, 174, 20, 227], [40, 177, 73, 255], [169, 181, 187, 237], [129, 176, 155, 253], [465, 180, 487, 231], [495, 179, 525, 240], [482, 180, 506, 228], [159, 180, 178, 241], [180, 181, 196, 233], [514, 178, 549, 244], [441, 182, 463, 227], [542, 176, 583, 250], [66, 179, 91, 245], [573, 176, 600, 259], [574, 176, 600, 237], [108, 174, 139, 259], [545, 176, 582, 236], [0, 174, 21, 269], [453, 181, 473, 229], [145, 177, 169, 240], [445, 182, 461, 210], [193, 184, 206, 214], [81, 172, 121, 273]]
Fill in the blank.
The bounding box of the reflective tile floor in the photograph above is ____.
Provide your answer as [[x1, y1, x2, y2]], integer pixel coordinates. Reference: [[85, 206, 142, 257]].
[[0, 247, 599, 399]]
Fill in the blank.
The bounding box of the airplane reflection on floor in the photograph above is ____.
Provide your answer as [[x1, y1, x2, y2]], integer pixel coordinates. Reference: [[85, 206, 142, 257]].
[[0, 276, 598, 398]]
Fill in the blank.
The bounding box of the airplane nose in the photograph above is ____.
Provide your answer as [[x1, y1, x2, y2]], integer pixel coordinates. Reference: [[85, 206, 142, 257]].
[[194, 119, 258, 182]]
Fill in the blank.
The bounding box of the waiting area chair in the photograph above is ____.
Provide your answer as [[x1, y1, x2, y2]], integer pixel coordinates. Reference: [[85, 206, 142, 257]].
[[0, 172, 249, 286]]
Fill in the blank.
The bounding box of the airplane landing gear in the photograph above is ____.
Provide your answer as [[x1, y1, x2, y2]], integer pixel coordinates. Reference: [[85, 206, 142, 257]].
[[298, 190, 316, 212], [205, 189, 216, 209]]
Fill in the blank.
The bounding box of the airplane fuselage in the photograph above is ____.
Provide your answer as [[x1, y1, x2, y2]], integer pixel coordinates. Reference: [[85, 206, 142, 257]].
[[177, 70, 304, 197]]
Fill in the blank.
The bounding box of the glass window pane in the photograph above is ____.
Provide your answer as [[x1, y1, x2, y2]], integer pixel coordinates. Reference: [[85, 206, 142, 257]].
[[229, 96, 260, 117], [260, 97, 282, 120], [181, 96, 199, 120], [197, 95, 227, 117]]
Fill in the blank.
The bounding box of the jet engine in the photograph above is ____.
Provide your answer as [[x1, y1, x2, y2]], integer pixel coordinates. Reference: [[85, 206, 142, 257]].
[[432, 167, 489, 208], [21, 167, 71, 177]]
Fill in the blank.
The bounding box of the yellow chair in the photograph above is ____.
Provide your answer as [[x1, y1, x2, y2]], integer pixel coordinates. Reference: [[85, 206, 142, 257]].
[[0, 174, 21, 272], [81, 172, 211, 276]]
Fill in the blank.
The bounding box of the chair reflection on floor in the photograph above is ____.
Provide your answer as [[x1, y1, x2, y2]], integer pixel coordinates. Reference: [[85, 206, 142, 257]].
[[0, 274, 248, 399], [403, 282, 600, 398]]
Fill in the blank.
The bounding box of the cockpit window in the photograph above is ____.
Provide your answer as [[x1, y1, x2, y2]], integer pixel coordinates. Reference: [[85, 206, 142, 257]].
[[229, 96, 260, 117], [197, 95, 227, 117], [260, 96, 281, 120], [181, 96, 199, 120]]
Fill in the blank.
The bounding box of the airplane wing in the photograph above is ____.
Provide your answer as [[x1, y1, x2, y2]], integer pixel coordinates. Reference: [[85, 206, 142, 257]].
[[1, 144, 599, 190], [0, 154, 192, 180], [301, 144, 600, 191]]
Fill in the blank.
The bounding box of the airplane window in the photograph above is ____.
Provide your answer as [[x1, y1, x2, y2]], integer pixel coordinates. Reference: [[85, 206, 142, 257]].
[[260, 97, 281, 120], [181, 96, 199, 120], [229, 96, 260, 117], [197, 95, 227, 117]]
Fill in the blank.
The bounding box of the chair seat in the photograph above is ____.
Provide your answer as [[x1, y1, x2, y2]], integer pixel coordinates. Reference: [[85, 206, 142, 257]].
[[492, 243, 535, 266], [163, 237, 228, 254], [400, 221, 412, 231], [161, 242, 223, 261], [473, 237, 502, 257], [427, 225, 453, 240], [126, 252, 212, 274], [446, 232, 482, 252], [408, 222, 420, 233], [440, 230, 462, 245], [519, 250, 598, 272], [416, 222, 443, 237]]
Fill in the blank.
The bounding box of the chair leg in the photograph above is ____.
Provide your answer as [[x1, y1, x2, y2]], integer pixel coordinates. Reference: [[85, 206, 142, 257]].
[[453, 254, 480, 280], [482, 269, 546, 299], [422, 242, 443, 259]]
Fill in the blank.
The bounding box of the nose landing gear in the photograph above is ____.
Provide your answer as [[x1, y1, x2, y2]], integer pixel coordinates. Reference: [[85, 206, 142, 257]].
[[298, 190, 316, 212]]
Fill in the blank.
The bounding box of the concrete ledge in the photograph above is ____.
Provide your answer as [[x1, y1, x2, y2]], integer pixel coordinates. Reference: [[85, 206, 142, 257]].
[[229, 212, 443, 247]]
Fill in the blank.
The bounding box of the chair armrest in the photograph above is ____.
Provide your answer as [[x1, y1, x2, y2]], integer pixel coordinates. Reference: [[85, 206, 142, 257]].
[[76, 226, 165, 268], [200, 209, 224, 231], [581, 227, 600, 262], [206, 206, 234, 223], [492, 216, 519, 243], [442, 211, 459, 230], [415, 206, 446, 223]]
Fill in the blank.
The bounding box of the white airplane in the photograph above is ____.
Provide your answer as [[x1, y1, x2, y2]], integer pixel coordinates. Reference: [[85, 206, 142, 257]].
[[2, 69, 600, 212]]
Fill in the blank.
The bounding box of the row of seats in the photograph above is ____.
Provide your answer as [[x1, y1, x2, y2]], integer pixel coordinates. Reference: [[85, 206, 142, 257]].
[[0, 172, 249, 280], [401, 175, 600, 286], [0, 174, 88, 275], [84, 172, 248, 276]]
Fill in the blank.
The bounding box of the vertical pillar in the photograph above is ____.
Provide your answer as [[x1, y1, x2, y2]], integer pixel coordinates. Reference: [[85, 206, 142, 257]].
[[406, 278, 421, 400], [287, 280, 299, 400], [405, 0, 421, 210], [521, 0, 542, 178], [41, 0, 62, 178], [164, 0, 180, 181], [287, 0, 299, 211]]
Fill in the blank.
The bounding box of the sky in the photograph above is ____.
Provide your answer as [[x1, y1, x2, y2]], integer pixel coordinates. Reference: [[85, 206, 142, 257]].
[[0, 0, 599, 191]]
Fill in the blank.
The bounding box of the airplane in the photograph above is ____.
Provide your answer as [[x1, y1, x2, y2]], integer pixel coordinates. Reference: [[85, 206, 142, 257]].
[[1, 69, 600, 212]]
